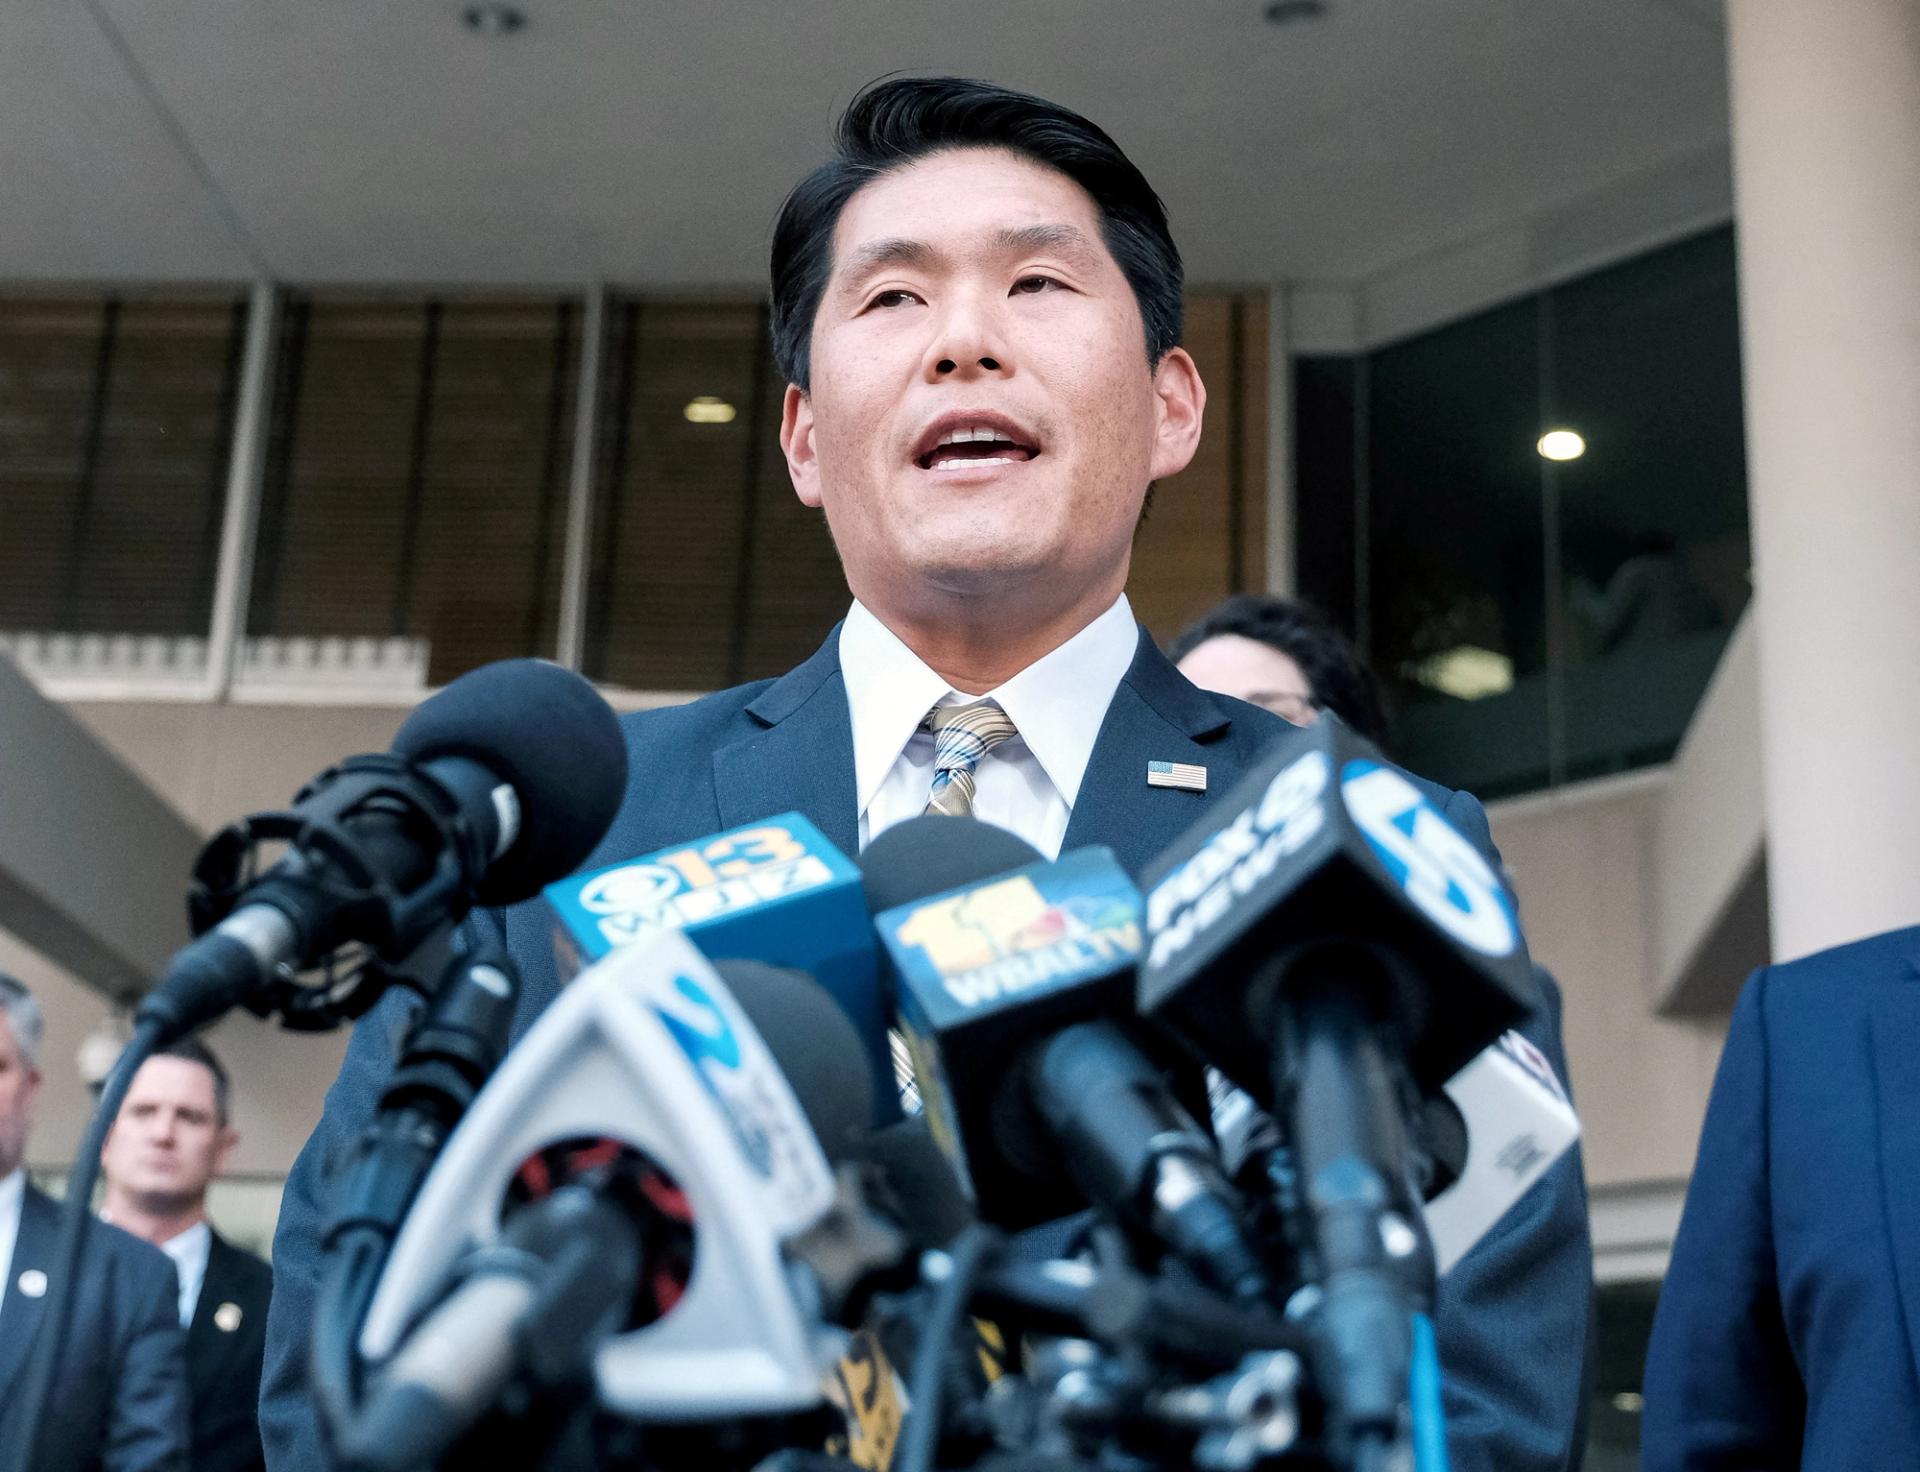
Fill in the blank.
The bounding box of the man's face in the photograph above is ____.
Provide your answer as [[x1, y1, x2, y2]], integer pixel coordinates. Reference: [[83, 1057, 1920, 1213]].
[[0, 1016, 40, 1181], [1177, 635, 1319, 726], [100, 1056, 235, 1212], [782, 147, 1205, 619]]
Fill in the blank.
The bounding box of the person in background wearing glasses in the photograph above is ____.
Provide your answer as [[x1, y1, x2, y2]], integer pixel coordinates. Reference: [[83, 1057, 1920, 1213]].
[[1168, 593, 1389, 739]]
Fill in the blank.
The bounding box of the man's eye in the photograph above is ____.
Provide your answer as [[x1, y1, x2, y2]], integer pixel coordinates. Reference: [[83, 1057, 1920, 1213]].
[[867, 289, 922, 310], [1011, 275, 1064, 295]]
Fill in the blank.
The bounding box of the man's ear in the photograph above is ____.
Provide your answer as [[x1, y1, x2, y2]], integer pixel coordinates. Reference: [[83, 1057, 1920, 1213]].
[[1146, 347, 1207, 483], [781, 385, 823, 509]]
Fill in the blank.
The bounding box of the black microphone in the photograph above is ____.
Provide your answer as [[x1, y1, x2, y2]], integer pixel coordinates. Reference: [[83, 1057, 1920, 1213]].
[[1137, 714, 1536, 1459], [864, 817, 1269, 1302], [144, 657, 627, 1041]]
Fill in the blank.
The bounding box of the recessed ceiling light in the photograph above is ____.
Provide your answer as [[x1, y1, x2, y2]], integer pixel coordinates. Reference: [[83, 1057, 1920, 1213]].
[[1410, 646, 1515, 701], [683, 396, 737, 425], [1537, 428, 1587, 462], [461, 4, 526, 37], [1612, 1391, 1645, 1415], [1264, 0, 1329, 24]]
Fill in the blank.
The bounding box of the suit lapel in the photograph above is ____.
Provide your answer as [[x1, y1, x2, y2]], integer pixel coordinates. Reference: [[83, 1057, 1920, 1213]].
[[1063, 631, 1244, 875], [0, 1186, 55, 1394], [1873, 940, 1920, 1394], [187, 1233, 232, 1379], [711, 630, 860, 856]]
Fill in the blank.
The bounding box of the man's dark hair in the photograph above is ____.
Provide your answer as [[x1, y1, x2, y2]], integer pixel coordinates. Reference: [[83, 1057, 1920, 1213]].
[[1169, 594, 1391, 746], [153, 1036, 232, 1126], [770, 76, 1185, 390]]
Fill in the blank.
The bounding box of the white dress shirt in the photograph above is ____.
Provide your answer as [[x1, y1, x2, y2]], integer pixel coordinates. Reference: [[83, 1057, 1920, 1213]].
[[157, 1218, 212, 1328], [841, 594, 1139, 859], [0, 1167, 24, 1321]]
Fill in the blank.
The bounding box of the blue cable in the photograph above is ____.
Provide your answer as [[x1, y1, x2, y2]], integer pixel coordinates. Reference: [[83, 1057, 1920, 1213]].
[[1411, 1312, 1451, 1472]]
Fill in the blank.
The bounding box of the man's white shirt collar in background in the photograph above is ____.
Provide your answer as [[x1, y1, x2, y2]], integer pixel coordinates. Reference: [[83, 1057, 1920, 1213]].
[[158, 1218, 212, 1328], [840, 594, 1139, 858]]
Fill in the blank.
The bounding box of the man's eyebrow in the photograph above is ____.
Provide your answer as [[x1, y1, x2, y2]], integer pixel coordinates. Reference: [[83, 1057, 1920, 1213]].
[[992, 222, 1103, 264], [838, 237, 939, 283]]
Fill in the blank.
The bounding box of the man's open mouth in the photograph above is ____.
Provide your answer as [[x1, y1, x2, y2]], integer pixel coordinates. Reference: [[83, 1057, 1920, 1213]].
[[912, 417, 1041, 472]]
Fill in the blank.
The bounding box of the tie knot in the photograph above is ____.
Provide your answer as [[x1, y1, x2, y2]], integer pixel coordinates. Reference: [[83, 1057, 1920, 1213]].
[[920, 699, 1018, 820], [923, 698, 1019, 768]]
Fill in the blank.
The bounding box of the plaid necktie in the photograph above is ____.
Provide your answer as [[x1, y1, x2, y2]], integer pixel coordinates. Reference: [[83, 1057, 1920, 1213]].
[[888, 698, 1021, 1112], [922, 698, 1020, 819]]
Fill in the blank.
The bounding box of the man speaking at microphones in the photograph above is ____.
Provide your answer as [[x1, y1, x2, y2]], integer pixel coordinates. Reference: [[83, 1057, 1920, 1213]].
[[262, 76, 1590, 1472]]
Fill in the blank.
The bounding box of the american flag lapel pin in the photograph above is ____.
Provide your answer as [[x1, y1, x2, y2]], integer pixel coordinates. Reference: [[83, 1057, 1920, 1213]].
[[1146, 760, 1207, 793]]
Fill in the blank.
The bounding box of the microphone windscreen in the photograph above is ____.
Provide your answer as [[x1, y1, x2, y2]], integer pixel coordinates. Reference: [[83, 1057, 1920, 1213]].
[[858, 815, 1043, 916], [861, 1117, 975, 1247], [712, 959, 876, 1165], [393, 659, 627, 905]]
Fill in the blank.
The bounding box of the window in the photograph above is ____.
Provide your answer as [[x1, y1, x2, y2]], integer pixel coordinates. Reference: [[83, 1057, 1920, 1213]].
[[1294, 228, 1750, 797], [0, 293, 246, 637], [249, 296, 578, 685]]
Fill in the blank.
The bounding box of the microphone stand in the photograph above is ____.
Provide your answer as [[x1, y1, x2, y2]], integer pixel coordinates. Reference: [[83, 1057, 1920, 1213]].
[[313, 918, 522, 1450]]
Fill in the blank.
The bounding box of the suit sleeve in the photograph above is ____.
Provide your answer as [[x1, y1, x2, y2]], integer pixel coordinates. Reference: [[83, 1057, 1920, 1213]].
[[259, 985, 423, 1472], [103, 1244, 192, 1472], [1432, 788, 1595, 1472], [1641, 967, 1804, 1470]]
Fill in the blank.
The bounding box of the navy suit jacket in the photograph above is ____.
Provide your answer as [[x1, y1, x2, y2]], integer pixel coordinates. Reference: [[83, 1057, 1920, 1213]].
[[262, 626, 1592, 1472], [188, 1229, 273, 1472], [0, 1182, 190, 1472], [1643, 924, 1920, 1470]]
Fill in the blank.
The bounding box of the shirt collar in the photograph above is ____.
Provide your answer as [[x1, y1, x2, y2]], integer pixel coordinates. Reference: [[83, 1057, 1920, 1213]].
[[158, 1217, 212, 1272], [0, 1168, 22, 1222], [839, 594, 1138, 818]]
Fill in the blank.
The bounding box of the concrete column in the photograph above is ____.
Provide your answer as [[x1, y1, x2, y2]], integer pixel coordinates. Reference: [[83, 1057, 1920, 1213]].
[[1726, 0, 1920, 961]]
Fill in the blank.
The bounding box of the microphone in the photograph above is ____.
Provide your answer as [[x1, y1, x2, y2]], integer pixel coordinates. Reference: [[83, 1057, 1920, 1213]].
[[544, 811, 897, 1124], [864, 817, 1268, 1302], [1418, 1026, 1580, 1273], [348, 930, 875, 1445], [146, 658, 627, 1042], [1137, 714, 1539, 1459]]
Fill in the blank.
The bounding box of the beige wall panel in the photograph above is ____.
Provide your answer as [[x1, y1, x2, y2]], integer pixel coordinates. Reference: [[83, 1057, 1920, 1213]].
[[1487, 785, 1729, 1189]]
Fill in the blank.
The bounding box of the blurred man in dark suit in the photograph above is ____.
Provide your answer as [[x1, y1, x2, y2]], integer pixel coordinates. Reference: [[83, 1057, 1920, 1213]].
[[102, 1038, 272, 1472], [1644, 923, 1920, 1470], [0, 973, 189, 1472]]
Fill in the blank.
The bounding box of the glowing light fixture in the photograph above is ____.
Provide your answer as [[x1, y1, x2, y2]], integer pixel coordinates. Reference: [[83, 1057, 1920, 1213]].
[[683, 396, 737, 425], [1612, 1391, 1645, 1415], [1537, 428, 1587, 462], [1410, 646, 1515, 702]]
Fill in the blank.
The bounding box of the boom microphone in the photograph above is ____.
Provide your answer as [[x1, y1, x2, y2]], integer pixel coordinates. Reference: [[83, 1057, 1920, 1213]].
[[145, 658, 627, 1041]]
